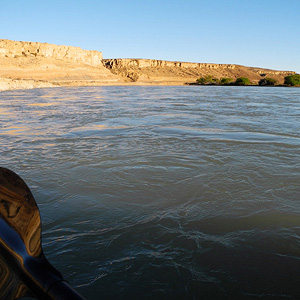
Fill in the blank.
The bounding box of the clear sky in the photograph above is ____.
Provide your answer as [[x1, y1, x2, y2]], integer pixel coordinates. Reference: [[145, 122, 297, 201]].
[[1, 0, 299, 72]]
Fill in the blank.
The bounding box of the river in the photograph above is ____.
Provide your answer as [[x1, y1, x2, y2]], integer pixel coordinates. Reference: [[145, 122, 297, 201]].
[[0, 86, 299, 299]]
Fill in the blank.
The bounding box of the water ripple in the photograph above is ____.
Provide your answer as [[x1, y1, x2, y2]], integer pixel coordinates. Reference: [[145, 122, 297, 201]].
[[1, 86, 300, 299]]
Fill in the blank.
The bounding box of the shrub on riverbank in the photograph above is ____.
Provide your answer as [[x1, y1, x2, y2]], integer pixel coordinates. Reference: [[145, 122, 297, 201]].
[[284, 74, 300, 86], [197, 75, 219, 84], [192, 75, 300, 87], [220, 78, 234, 85], [196, 75, 219, 85], [196, 76, 236, 85], [234, 77, 251, 86], [258, 77, 278, 86]]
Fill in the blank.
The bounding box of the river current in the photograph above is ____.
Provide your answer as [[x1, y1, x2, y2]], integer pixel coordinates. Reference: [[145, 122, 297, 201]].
[[0, 86, 300, 299]]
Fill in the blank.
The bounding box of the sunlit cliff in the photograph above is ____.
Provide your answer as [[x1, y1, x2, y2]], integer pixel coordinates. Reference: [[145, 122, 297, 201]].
[[0, 39, 296, 91]]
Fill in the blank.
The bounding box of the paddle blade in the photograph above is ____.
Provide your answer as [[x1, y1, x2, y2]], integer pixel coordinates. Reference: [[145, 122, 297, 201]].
[[0, 167, 42, 258]]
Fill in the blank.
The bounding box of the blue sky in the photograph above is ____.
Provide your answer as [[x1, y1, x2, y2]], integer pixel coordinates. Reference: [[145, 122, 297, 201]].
[[1, 0, 299, 72]]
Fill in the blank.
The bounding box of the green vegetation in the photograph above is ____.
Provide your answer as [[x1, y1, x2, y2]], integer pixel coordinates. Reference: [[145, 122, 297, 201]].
[[196, 76, 236, 85], [195, 76, 252, 86], [234, 77, 251, 86], [196, 75, 219, 85], [193, 74, 300, 87], [258, 77, 278, 86], [220, 77, 234, 85], [284, 74, 300, 86]]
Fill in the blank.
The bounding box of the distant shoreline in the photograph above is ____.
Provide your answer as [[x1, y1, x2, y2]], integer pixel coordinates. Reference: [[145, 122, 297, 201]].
[[0, 39, 297, 91], [1, 78, 298, 92], [0, 77, 190, 92], [187, 83, 298, 88]]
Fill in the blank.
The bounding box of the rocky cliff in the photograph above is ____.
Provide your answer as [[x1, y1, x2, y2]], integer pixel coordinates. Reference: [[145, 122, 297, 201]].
[[104, 58, 236, 69], [0, 39, 121, 88], [0, 39, 297, 91], [103, 59, 296, 84], [0, 39, 103, 66]]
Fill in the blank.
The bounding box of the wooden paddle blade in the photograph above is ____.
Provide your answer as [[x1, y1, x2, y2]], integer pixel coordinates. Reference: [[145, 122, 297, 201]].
[[0, 167, 42, 258], [0, 167, 86, 300]]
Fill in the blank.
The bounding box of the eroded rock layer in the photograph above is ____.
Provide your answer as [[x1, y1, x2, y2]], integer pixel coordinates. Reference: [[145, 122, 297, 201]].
[[0, 39, 103, 66], [0, 40, 122, 89], [103, 58, 296, 84], [0, 39, 296, 90]]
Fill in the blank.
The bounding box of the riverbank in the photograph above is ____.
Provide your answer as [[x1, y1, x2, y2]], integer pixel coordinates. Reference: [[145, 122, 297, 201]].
[[0, 39, 296, 91], [0, 77, 195, 92], [1, 77, 298, 92], [0, 77, 54, 91]]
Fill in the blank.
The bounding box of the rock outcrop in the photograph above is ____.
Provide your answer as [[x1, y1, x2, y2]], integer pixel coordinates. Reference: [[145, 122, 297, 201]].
[[103, 58, 236, 69], [0, 39, 122, 89], [0, 39, 297, 91], [0, 39, 103, 66], [103, 58, 296, 84]]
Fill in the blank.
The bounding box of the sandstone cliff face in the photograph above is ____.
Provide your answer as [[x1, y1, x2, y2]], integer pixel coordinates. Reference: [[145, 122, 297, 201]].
[[0, 39, 103, 66], [103, 58, 295, 84], [103, 58, 236, 70], [0, 39, 297, 91], [0, 39, 122, 88]]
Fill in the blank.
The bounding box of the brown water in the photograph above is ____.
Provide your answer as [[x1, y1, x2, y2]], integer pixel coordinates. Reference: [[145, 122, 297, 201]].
[[0, 86, 300, 299]]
